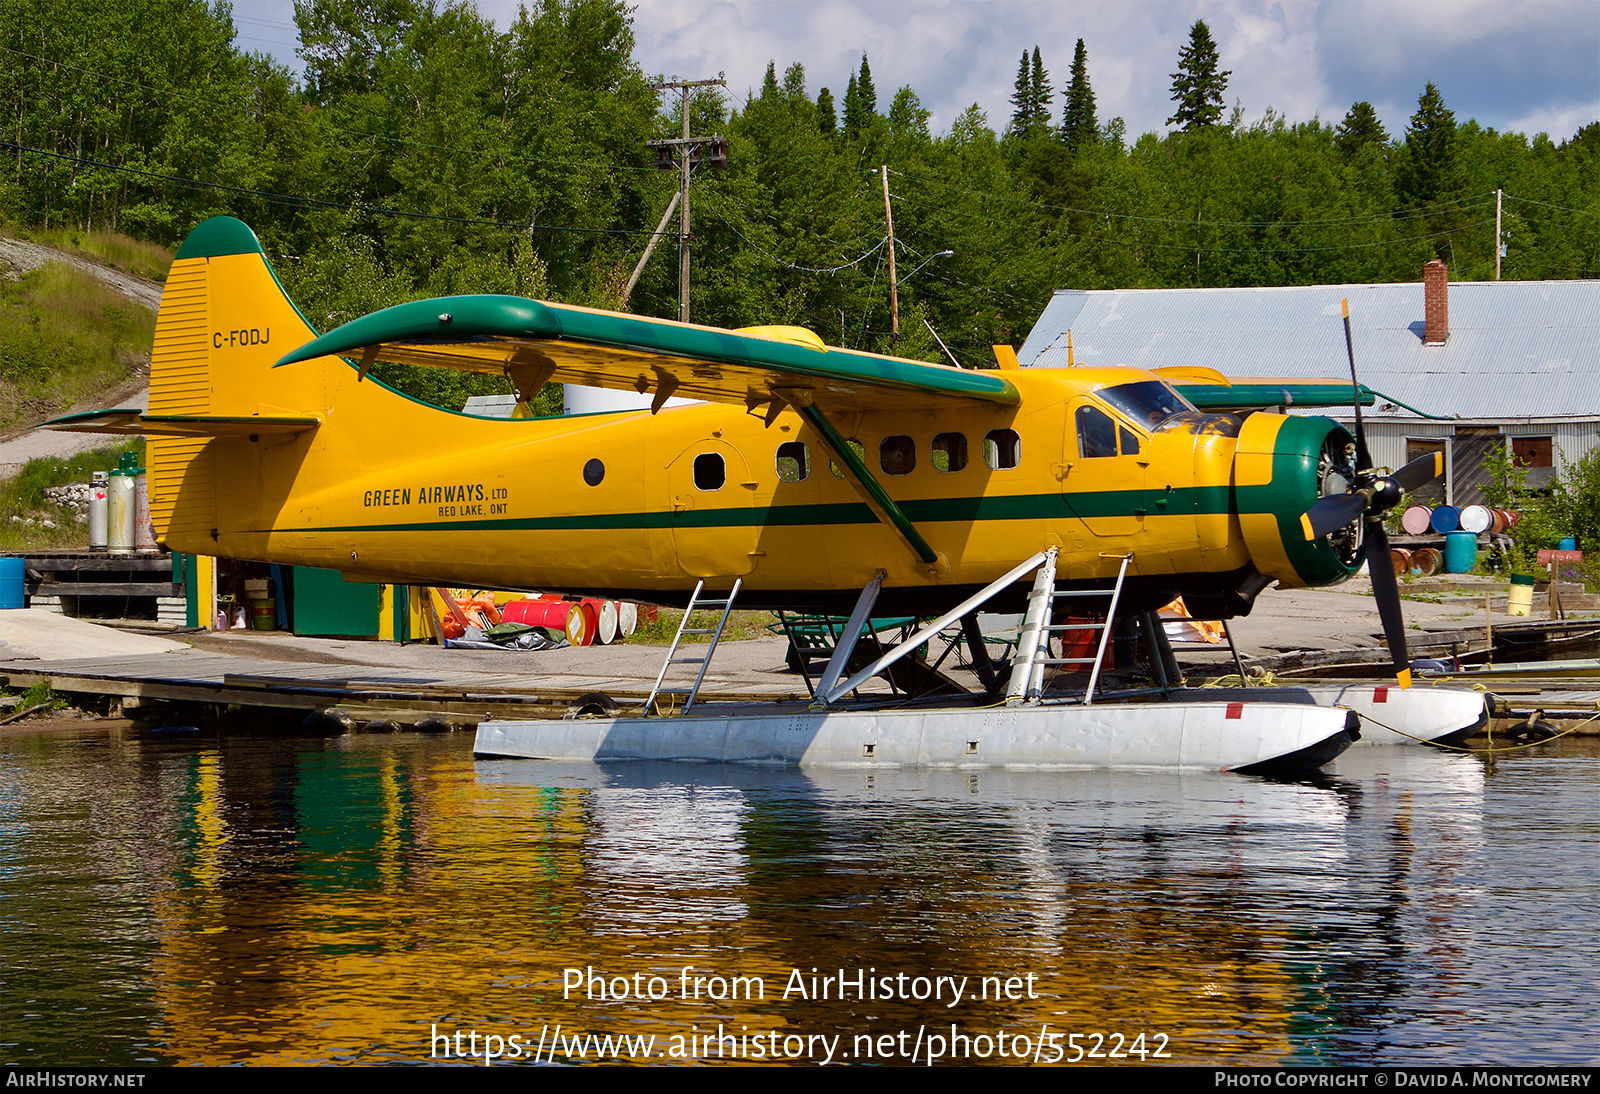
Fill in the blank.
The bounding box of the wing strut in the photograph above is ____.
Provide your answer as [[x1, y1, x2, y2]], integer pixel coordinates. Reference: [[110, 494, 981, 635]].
[[794, 402, 944, 573]]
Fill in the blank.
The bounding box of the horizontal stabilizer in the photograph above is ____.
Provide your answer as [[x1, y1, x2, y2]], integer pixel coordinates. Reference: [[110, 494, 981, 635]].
[[44, 409, 319, 438], [273, 294, 1019, 413]]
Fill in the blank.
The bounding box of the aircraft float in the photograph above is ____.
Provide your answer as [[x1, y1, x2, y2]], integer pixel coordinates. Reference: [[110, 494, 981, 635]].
[[50, 217, 1488, 771]]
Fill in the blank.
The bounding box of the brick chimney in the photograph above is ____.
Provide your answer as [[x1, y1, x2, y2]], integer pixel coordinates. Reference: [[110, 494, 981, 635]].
[[1423, 259, 1449, 344]]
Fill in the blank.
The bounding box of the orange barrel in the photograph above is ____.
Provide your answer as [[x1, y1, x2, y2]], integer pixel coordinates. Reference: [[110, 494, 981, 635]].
[[502, 598, 588, 645], [583, 598, 619, 645], [1401, 505, 1433, 534], [1056, 619, 1109, 671], [576, 600, 598, 645], [1505, 509, 1521, 528], [1390, 548, 1412, 575], [618, 601, 639, 638], [1459, 504, 1493, 534], [1410, 547, 1441, 576], [1490, 508, 1510, 533]]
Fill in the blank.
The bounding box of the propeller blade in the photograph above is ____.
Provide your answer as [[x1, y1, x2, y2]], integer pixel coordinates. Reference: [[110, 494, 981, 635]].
[[1341, 298, 1371, 471], [1392, 449, 1446, 492], [1364, 520, 1413, 688], [1301, 493, 1367, 541]]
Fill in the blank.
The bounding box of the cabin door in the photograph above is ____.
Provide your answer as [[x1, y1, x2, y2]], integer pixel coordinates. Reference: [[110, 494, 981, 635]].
[[1062, 400, 1150, 537], [666, 439, 762, 578]]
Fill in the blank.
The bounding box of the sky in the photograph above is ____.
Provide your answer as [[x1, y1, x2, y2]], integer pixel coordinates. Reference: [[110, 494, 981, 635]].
[[231, 0, 1599, 142]]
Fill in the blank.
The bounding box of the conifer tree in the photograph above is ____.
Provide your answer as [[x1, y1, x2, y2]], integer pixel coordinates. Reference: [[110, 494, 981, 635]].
[[816, 86, 837, 134], [760, 60, 779, 100], [1009, 50, 1032, 131], [1029, 46, 1051, 126], [843, 54, 876, 135], [1167, 20, 1230, 130], [1396, 82, 1457, 207], [855, 54, 876, 117], [1335, 101, 1388, 159], [1008, 45, 1052, 137], [1059, 38, 1096, 151]]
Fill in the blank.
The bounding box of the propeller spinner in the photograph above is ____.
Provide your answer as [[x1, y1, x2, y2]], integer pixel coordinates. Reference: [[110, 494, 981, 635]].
[[1299, 299, 1445, 689]]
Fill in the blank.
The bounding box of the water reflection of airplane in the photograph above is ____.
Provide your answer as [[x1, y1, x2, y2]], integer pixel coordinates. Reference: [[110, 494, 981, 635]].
[[51, 218, 1480, 772]]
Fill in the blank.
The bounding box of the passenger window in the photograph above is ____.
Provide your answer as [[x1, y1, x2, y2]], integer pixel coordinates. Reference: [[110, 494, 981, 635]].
[[1119, 425, 1141, 457], [985, 428, 1020, 470], [583, 458, 605, 486], [693, 452, 725, 490], [776, 441, 809, 482], [880, 435, 915, 476], [932, 432, 967, 473], [1076, 406, 1118, 459], [828, 439, 866, 478]]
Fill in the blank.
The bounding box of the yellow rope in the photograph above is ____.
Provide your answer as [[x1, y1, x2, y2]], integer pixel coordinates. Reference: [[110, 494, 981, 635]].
[[1357, 702, 1600, 754]]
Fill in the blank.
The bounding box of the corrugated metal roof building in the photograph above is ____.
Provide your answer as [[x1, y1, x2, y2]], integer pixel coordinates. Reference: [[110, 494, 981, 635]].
[[1017, 262, 1600, 505]]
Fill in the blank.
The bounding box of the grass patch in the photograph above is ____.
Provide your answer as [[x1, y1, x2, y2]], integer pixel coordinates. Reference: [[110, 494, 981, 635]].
[[0, 440, 142, 551], [627, 608, 779, 645], [12, 226, 173, 282], [0, 262, 154, 431]]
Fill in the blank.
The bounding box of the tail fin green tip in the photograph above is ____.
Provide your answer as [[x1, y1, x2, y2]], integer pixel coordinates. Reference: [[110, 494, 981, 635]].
[[173, 216, 263, 260]]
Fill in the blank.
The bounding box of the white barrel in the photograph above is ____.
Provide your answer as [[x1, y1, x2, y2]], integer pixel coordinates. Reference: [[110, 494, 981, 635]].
[[88, 472, 109, 550], [1458, 504, 1493, 533], [108, 473, 136, 553], [618, 601, 638, 638]]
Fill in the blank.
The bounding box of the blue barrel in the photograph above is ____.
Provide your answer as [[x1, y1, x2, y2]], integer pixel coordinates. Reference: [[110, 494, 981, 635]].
[[1559, 536, 1577, 551], [0, 556, 24, 610], [1444, 531, 1478, 574], [1430, 505, 1461, 533]]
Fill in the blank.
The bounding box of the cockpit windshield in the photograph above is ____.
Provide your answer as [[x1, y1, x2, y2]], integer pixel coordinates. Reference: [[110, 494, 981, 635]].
[[1096, 381, 1195, 431]]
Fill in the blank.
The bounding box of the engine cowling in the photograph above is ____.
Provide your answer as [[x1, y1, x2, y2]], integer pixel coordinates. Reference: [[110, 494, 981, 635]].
[[1234, 413, 1362, 589]]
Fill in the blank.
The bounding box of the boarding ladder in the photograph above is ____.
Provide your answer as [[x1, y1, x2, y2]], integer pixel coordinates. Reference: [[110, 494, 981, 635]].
[[1006, 554, 1132, 706], [645, 578, 742, 715]]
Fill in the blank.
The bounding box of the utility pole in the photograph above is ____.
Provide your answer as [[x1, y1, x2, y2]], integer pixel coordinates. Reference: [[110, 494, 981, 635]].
[[881, 165, 899, 342], [1495, 188, 1504, 281], [646, 75, 728, 323]]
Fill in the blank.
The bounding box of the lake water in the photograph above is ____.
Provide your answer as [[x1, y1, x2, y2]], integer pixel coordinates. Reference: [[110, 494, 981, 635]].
[[2, 723, 1597, 1067]]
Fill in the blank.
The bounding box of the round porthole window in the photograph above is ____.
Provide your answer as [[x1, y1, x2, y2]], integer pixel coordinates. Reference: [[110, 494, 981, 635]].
[[583, 458, 605, 486]]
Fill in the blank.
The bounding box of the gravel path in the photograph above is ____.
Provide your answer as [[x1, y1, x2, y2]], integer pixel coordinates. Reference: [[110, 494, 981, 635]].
[[0, 233, 161, 478]]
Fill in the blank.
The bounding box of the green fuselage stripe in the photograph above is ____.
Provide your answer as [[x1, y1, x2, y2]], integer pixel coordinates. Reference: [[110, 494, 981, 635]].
[[252, 483, 1248, 535]]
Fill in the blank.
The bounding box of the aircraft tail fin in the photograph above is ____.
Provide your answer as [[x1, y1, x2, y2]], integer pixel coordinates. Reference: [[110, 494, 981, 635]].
[[145, 217, 331, 551]]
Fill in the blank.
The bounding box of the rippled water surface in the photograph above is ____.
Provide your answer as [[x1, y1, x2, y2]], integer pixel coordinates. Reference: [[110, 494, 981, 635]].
[[1, 723, 1597, 1066]]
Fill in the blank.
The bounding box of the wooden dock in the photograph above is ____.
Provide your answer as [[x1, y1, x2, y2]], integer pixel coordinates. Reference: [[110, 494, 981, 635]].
[[0, 651, 806, 725]]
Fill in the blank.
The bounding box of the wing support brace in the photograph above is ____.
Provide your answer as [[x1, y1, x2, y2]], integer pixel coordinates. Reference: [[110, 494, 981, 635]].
[[814, 551, 1051, 707], [795, 402, 944, 573]]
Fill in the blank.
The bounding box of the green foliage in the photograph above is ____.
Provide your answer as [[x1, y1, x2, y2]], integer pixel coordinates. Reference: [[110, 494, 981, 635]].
[[1168, 20, 1231, 131], [0, 262, 154, 429], [14, 680, 67, 714], [1480, 443, 1600, 574], [0, 0, 1594, 377]]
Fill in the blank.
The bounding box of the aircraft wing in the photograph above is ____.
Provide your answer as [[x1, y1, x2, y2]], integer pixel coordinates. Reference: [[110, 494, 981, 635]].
[[1155, 367, 1384, 414], [273, 295, 1019, 413]]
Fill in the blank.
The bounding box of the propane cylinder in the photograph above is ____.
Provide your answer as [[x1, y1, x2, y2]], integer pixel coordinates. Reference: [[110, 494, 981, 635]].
[[88, 471, 109, 550]]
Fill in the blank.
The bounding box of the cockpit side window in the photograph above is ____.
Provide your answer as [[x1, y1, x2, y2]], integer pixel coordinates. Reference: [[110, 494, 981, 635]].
[[1076, 405, 1118, 459]]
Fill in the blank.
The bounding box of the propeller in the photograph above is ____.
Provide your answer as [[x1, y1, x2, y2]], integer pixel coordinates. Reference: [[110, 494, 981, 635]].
[[1299, 298, 1445, 689]]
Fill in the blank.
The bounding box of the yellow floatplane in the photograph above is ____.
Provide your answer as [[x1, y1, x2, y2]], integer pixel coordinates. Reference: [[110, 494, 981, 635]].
[[51, 217, 1484, 770]]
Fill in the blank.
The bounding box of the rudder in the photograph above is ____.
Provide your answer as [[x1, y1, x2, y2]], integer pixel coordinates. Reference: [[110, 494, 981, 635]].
[[148, 217, 325, 549]]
